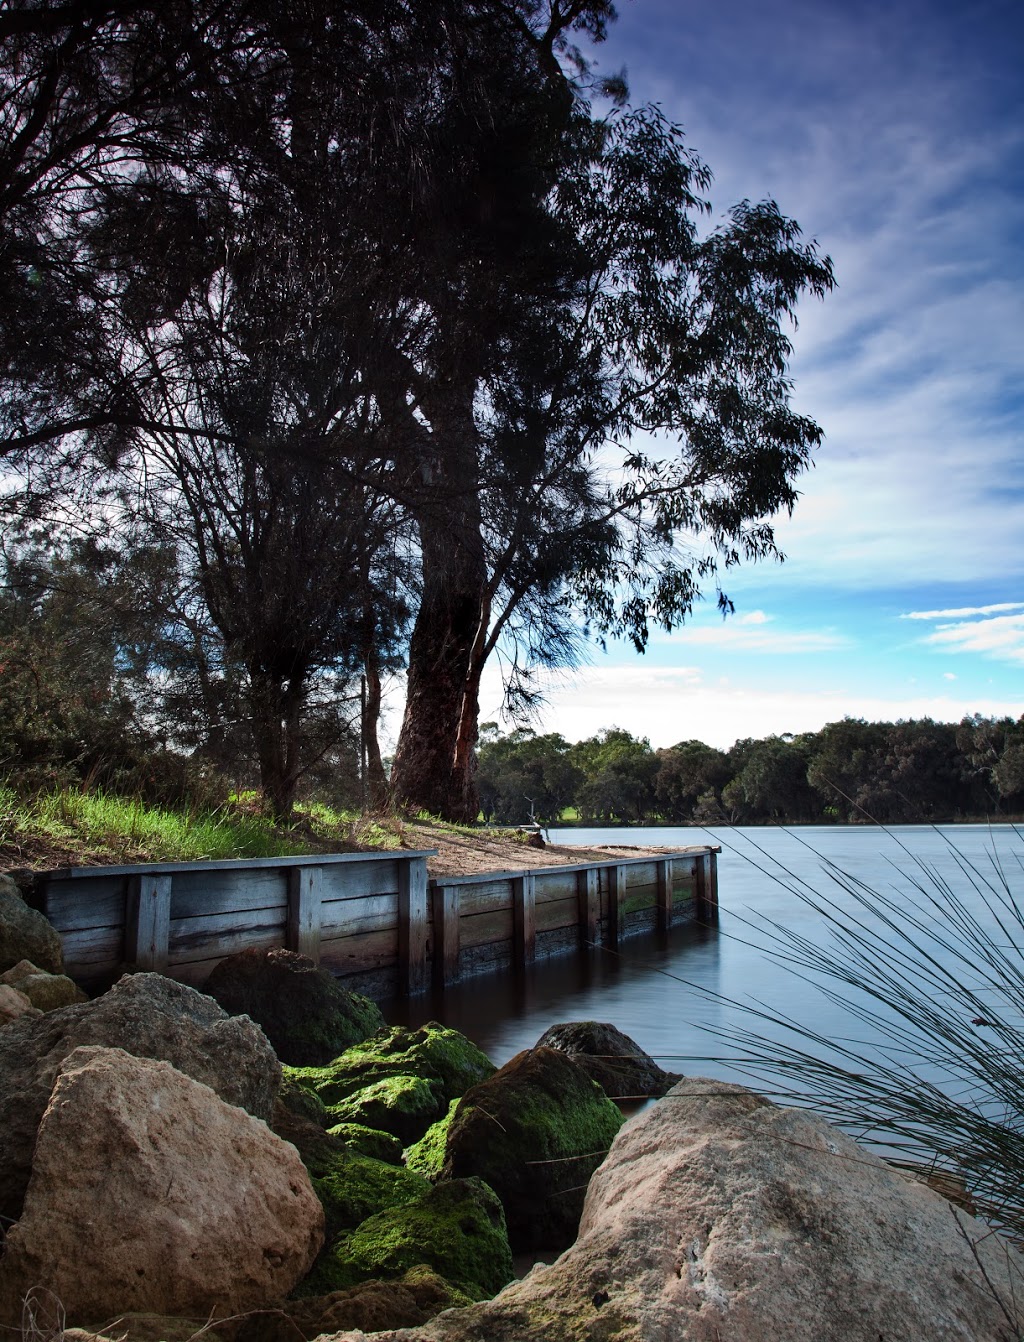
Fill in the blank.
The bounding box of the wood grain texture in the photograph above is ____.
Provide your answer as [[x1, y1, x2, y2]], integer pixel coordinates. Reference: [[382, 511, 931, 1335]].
[[398, 856, 429, 994], [512, 873, 536, 968], [287, 866, 323, 962], [125, 874, 171, 971]]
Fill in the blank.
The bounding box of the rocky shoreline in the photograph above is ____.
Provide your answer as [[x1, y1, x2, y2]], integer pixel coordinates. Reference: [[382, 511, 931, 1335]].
[[2, 870, 1022, 1341]]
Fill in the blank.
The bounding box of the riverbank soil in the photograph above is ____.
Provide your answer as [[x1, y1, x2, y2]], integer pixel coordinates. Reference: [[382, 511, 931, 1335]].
[[404, 818, 674, 878]]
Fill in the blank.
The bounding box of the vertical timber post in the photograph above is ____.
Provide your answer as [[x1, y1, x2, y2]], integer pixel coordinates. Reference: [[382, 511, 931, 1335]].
[[433, 882, 461, 987], [287, 866, 323, 963], [577, 867, 599, 947], [607, 864, 626, 946], [656, 858, 673, 931], [398, 856, 429, 995], [512, 873, 536, 969], [704, 850, 720, 923], [125, 873, 171, 972]]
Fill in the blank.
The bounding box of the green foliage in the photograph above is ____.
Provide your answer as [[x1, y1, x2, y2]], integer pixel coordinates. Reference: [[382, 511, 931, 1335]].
[[476, 716, 1024, 827]]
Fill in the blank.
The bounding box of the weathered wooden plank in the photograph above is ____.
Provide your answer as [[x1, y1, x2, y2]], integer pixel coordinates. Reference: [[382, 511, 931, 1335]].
[[318, 860, 401, 902], [43, 850, 437, 879], [398, 856, 429, 995], [447, 879, 513, 917], [60, 924, 125, 972], [694, 853, 710, 919], [624, 860, 658, 889], [320, 893, 398, 938], [287, 866, 323, 962], [577, 868, 599, 947], [459, 907, 515, 950], [620, 886, 656, 917], [608, 865, 627, 946], [656, 858, 672, 931], [125, 873, 172, 972], [168, 905, 285, 959], [165, 868, 287, 920], [39, 878, 127, 933], [512, 873, 536, 968], [532, 869, 578, 903], [433, 884, 461, 986], [534, 894, 578, 933], [321, 927, 399, 978]]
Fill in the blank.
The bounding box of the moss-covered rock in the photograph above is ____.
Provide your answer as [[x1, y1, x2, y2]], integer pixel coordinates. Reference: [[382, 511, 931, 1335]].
[[204, 948, 385, 1066], [304, 1177, 513, 1301], [327, 1122, 404, 1165], [286, 1022, 494, 1144], [312, 1151, 429, 1243], [233, 1266, 473, 1342], [535, 1020, 681, 1100], [440, 1046, 624, 1253], [279, 1074, 330, 1128], [403, 1098, 459, 1179], [327, 1073, 445, 1145], [268, 1105, 427, 1243]]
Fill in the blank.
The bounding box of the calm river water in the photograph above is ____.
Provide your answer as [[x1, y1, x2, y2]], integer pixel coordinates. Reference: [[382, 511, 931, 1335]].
[[384, 824, 1024, 1085]]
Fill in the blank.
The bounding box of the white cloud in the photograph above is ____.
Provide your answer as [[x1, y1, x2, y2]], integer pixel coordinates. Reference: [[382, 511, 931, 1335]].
[[943, 672, 957, 681], [648, 611, 847, 655], [922, 612, 1024, 665], [471, 662, 1021, 752], [903, 604, 1024, 621]]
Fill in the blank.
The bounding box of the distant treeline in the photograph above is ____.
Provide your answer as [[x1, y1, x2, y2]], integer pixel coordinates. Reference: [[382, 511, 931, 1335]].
[[477, 717, 1024, 826]]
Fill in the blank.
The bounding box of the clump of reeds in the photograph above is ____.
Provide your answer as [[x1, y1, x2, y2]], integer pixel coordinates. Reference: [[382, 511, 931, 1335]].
[[710, 825, 1024, 1237]]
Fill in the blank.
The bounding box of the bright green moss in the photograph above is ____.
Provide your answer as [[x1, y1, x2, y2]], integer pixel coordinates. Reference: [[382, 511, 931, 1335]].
[[326, 1073, 444, 1145], [311, 1150, 429, 1243], [306, 1177, 514, 1301], [286, 1023, 495, 1108], [327, 1121, 404, 1165], [403, 1098, 459, 1179]]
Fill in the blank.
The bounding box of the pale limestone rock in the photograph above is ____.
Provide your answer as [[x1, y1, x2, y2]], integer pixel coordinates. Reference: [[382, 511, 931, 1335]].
[[0, 1046, 324, 1327], [0, 971, 280, 1221], [0, 981, 40, 1025], [321, 1078, 1024, 1342]]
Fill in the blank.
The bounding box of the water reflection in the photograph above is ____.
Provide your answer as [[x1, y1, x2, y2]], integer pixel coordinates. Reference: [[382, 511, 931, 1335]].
[[383, 917, 724, 1069], [383, 824, 1024, 1084]]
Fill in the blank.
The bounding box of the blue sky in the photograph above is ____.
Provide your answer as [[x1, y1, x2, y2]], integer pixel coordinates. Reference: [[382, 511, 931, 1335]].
[[476, 0, 1024, 750]]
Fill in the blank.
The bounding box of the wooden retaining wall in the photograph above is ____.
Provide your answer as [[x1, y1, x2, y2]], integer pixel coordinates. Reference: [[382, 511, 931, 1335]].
[[31, 846, 718, 999]]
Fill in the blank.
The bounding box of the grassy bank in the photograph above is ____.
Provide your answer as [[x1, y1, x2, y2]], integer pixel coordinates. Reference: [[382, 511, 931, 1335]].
[[0, 784, 418, 870]]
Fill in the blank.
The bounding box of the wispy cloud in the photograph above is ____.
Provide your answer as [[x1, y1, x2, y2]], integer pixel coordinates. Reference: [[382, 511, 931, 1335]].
[[649, 610, 847, 655], [903, 604, 1024, 621], [921, 612, 1024, 665]]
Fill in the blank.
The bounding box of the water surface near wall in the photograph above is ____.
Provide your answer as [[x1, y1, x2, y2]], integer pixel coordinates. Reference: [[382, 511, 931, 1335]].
[[383, 823, 1023, 1085]]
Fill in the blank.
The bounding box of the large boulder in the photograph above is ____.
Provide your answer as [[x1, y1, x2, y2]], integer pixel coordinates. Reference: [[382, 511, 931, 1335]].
[[0, 1047, 323, 1327], [322, 1078, 1024, 1342], [535, 1020, 680, 1100], [2, 958, 88, 1012], [438, 1046, 624, 1252], [309, 1177, 513, 1302], [0, 971, 280, 1222], [0, 874, 63, 974], [286, 1023, 494, 1146], [204, 948, 385, 1066]]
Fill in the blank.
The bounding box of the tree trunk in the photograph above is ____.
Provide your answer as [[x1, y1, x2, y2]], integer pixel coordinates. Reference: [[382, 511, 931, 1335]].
[[391, 397, 488, 822], [249, 670, 304, 823], [362, 649, 389, 811]]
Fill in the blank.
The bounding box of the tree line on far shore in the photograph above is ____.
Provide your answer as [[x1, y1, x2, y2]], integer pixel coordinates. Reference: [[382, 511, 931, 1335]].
[[477, 717, 1024, 826]]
